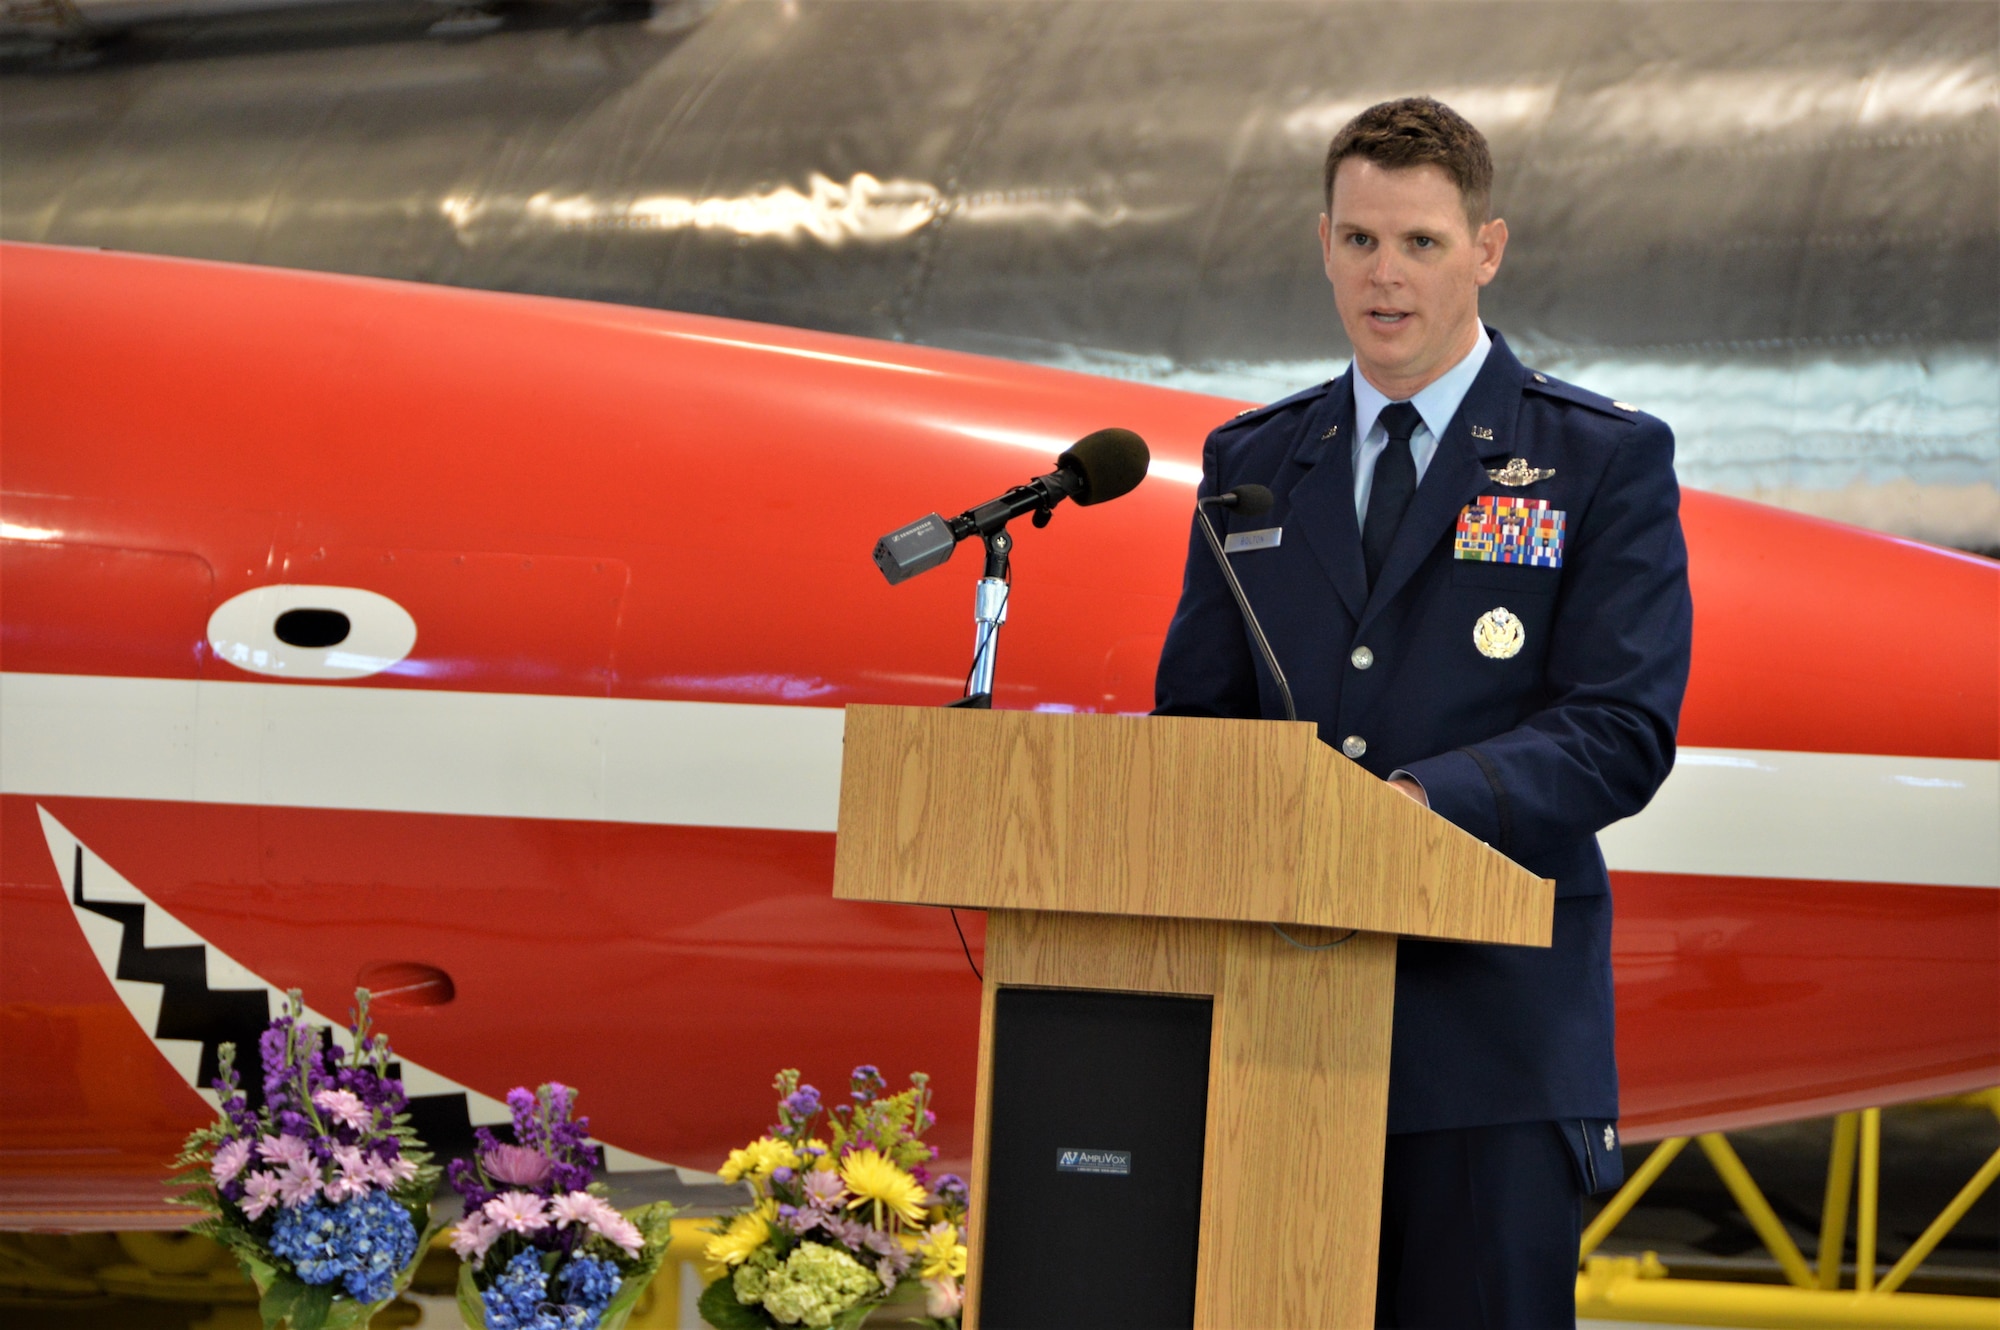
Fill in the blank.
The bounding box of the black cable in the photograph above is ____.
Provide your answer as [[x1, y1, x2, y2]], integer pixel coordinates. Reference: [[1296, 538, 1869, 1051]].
[[1270, 923, 1357, 951], [960, 565, 1011, 697], [950, 909, 983, 982]]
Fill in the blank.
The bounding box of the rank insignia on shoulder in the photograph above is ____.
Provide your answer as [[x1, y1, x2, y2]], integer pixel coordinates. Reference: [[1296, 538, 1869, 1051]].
[[1487, 457, 1554, 486], [1457, 496, 1565, 567]]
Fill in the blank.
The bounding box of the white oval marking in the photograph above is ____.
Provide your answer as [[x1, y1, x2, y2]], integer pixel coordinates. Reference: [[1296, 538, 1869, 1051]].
[[207, 585, 416, 680]]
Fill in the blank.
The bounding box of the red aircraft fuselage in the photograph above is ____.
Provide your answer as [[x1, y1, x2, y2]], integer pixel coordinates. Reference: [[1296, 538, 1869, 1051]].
[[2, 242, 1994, 1228]]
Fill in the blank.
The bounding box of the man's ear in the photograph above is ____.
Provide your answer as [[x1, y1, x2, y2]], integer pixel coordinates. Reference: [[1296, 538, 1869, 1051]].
[[1474, 217, 1509, 287], [1318, 213, 1337, 282]]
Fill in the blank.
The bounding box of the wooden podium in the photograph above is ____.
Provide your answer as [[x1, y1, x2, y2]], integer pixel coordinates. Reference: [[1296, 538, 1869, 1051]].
[[832, 706, 1552, 1329]]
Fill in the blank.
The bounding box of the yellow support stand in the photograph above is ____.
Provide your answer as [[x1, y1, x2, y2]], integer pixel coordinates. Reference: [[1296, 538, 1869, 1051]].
[[1577, 1091, 2000, 1328], [1696, 1133, 1815, 1289], [1857, 1106, 1882, 1293], [1817, 1111, 1859, 1289]]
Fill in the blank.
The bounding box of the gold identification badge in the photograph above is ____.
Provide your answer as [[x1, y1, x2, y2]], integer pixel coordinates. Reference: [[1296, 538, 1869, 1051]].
[[1474, 607, 1525, 659]]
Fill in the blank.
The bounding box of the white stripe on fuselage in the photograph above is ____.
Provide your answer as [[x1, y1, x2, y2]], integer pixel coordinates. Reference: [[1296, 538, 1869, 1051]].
[[3, 672, 1995, 888]]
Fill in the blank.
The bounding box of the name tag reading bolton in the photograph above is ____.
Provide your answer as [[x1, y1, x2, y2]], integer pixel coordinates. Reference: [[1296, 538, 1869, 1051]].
[[1223, 527, 1282, 554], [1056, 1148, 1133, 1176]]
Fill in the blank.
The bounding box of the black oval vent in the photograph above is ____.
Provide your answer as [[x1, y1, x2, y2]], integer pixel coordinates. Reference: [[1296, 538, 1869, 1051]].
[[274, 608, 352, 648]]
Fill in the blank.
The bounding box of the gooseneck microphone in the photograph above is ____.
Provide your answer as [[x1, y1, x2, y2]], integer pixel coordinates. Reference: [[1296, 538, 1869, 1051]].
[[1194, 484, 1298, 723], [872, 428, 1150, 585]]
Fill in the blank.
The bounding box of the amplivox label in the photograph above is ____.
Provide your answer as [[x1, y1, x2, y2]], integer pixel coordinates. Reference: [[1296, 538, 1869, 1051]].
[[1056, 1148, 1132, 1176]]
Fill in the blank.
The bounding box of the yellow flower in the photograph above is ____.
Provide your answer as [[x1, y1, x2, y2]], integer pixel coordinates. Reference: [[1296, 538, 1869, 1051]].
[[805, 1139, 837, 1171], [917, 1221, 967, 1280], [840, 1148, 929, 1229], [718, 1136, 799, 1184], [704, 1203, 774, 1267]]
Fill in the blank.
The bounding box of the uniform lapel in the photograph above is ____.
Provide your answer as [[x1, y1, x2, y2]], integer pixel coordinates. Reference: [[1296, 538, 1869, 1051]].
[[1288, 373, 1367, 622], [1357, 333, 1524, 631]]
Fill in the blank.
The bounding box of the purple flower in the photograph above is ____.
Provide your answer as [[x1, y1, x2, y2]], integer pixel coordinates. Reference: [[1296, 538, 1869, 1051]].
[[933, 1174, 969, 1208], [783, 1086, 821, 1118]]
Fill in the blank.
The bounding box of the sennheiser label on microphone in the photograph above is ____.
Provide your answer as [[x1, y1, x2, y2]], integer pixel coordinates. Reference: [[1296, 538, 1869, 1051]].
[[1223, 527, 1282, 553]]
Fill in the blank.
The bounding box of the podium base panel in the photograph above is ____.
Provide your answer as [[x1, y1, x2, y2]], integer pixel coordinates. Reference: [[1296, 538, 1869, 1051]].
[[979, 987, 1210, 1329], [964, 911, 1397, 1330]]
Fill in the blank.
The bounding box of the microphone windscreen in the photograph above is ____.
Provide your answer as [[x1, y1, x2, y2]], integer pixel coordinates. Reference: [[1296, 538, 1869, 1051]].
[[1059, 428, 1150, 505], [1232, 484, 1274, 518]]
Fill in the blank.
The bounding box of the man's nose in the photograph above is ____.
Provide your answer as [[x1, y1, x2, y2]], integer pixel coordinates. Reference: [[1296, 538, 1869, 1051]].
[[1369, 249, 1403, 286]]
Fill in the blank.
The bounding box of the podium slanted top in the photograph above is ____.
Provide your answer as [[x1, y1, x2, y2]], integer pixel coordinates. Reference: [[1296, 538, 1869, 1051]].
[[832, 705, 1551, 947]]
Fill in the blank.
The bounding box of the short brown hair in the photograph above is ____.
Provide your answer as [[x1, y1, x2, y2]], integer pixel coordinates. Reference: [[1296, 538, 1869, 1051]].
[[1323, 97, 1493, 227]]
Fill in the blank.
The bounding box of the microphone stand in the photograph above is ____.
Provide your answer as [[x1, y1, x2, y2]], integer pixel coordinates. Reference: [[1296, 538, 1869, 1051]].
[[951, 528, 1012, 709]]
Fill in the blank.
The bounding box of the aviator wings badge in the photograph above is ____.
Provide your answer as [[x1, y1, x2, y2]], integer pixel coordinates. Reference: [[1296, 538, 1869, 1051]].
[[1487, 457, 1555, 487]]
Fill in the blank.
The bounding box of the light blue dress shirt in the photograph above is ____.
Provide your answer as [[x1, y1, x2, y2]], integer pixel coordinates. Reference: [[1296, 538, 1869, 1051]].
[[1350, 323, 1492, 522]]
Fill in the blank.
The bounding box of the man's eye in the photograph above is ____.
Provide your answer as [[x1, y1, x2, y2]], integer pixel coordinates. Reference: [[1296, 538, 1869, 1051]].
[[1411, 236, 1434, 249], [1348, 234, 1373, 247]]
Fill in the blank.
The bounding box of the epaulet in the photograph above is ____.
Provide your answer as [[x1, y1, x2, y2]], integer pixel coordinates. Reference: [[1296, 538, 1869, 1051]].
[[1215, 380, 1332, 433], [1523, 369, 1643, 422]]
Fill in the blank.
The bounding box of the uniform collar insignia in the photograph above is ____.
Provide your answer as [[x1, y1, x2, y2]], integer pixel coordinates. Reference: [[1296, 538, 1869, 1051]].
[[1487, 457, 1555, 487]]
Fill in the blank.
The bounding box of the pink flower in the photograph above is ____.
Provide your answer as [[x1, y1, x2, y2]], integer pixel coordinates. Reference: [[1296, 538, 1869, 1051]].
[[275, 1158, 322, 1207], [482, 1191, 550, 1235], [802, 1171, 846, 1208], [480, 1144, 554, 1189], [449, 1211, 500, 1261], [549, 1191, 613, 1230], [595, 1212, 644, 1256], [323, 1146, 372, 1201], [240, 1172, 283, 1221], [313, 1088, 372, 1132], [386, 1155, 419, 1186], [212, 1138, 253, 1187], [258, 1134, 309, 1170], [924, 1278, 963, 1318]]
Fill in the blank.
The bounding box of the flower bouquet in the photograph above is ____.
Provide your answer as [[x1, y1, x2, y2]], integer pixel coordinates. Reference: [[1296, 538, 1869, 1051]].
[[448, 1082, 675, 1330], [698, 1067, 968, 1330], [170, 989, 440, 1329]]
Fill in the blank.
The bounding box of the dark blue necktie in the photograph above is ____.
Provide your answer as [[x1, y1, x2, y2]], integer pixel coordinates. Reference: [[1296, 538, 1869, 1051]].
[[1362, 401, 1422, 589]]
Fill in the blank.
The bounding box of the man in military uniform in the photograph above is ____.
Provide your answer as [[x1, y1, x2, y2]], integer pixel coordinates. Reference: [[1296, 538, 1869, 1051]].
[[1154, 98, 1693, 1327]]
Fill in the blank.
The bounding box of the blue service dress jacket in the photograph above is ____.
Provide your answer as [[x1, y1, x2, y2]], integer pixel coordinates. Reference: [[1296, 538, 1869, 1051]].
[[1154, 328, 1693, 1136]]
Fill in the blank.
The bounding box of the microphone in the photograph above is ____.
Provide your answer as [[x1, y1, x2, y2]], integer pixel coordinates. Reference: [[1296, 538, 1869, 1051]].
[[873, 428, 1150, 585], [1194, 485, 1297, 723]]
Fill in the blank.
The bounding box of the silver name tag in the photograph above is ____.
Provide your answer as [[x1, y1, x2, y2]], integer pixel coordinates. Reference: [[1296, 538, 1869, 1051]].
[[1223, 527, 1282, 553]]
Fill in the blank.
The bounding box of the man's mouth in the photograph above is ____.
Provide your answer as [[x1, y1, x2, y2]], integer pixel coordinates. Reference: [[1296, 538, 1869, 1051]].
[[1369, 309, 1412, 326]]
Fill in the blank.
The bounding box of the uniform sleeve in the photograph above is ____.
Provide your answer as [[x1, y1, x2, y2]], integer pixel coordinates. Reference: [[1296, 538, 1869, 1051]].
[[1152, 430, 1263, 718], [1399, 415, 1693, 860]]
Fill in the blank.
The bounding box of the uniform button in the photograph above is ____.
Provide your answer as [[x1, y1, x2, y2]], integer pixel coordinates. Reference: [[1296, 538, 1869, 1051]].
[[1342, 735, 1367, 759], [1350, 646, 1374, 670]]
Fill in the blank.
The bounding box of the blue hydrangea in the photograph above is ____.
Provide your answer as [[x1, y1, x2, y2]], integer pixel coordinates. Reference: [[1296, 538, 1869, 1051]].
[[482, 1251, 550, 1330], [562, 1256, 620, 1312], [267, 1192, 418, 1304], [482, 1250, 621, 1330]]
